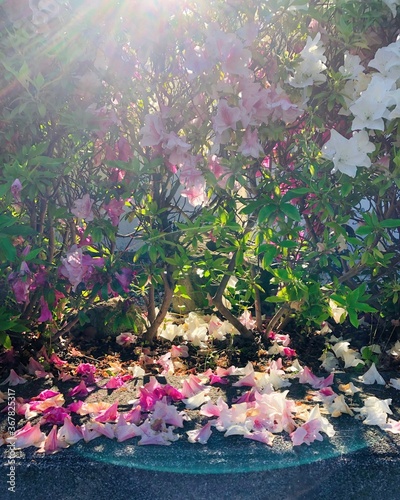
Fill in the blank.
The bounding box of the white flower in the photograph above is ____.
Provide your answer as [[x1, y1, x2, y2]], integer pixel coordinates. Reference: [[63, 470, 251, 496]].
[[183, 390, 210, 409], [319, 351, 339, 372], [330, 340, 364, 368], [327, 395, 354, 417], [339, 53, 365, 79], [369, 39, 400, 81], [387, 340, 400, 357], [358, 363, 386, 385], [355, 396, 392, 427], [350, 75, 395, 131], [389, 378, 400, 390], [322, 129, 375, 177], [308, 405, 335, 438], [288, 33, 327, 88]]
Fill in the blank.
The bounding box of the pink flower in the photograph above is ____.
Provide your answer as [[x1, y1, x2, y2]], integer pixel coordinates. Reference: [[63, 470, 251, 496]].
[[94, 401, 119, 423], [114, 268, 134, 293], [299, 366, 334, 389], [207, 156, 232, 189], [103, 198, 125, 226], [158, 352, 174, 375], [212, 99, 241, 136], [139, 112, 165, 147], [244, 429, 274, 446], [124, 405, 142, 425], [67, 401, 84, 413], [38, 296, 52, 323], [117, 136, 133, 162], [76, 363, 97, 384], [50, 353, 67, 366], [232, 372, 258, 388], [181, 182, 208, 207], [152, 400, 184, 428], [109, 167, 126, 183], [291, 418, 323, 446], [116, 332, 137, 346], [170, 345, 189, 358], [11, 277, 31, 304], [71, 194, 94, 221], [69, 380, 92, 398], [115, 414, 142, 442], [41, 406, 70, 425], [238, 127, 264, 158], [200, 397, 229, 418], [6, 422, 45, 449], [33, 389, 61, 401], [30, 394, 65, 412], [90, 421, 115, 439], [9, 262, 33, 304], [103, 375, 132, 389], [222, 41, 251, 76], [187, 422, 213, 444], [181, 374, 207, 398], [81, 423, 102, 442], [209, 374, 229, 385], [27, 357, 47, 377], [11, 178, 22, 202], [57, 416, 83, 446], [0, 369, 27, 386], [58, 246, 86, 291], [238, 310, 257, 330], [282, 347, 297, 358]]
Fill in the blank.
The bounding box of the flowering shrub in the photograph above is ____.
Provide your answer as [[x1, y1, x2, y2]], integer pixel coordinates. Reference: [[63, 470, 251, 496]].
[[0, 0, 399, 349]]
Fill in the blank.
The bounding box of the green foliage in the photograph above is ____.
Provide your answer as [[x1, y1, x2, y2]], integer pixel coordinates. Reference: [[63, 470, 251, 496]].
[[0, 0, 399, 348]]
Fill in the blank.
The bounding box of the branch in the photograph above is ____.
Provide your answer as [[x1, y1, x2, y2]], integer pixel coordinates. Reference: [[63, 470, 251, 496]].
[[143, 269, 174, 343]]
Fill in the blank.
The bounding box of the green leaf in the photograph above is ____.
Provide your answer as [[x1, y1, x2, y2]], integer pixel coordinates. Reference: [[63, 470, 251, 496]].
[[380, 219, 400, 228], [38, 102, 46, 117], [348, 310, 359, 328], [148, 246, 158, 263], [341, 183, 352, 197], [356, 226, 373, 236], [240, 200, 264, 215], [280, 203, 301, 222], [281, 187, 310, 203], [0, 236, 17, 261], [258, 204, 276, 223], [0, 332, 12, 349]]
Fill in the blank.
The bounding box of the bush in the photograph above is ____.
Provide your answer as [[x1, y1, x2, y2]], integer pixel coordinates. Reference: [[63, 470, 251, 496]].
[[0, 0, 399, 349]]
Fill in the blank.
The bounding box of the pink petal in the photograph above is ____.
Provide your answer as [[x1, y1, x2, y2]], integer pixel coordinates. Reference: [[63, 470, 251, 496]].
[[89, 421, 115, 439], [6, 422, 45, 449], [152, 400, 184, 428], [187, 422, 213, 444], [244, 430, 274, 446], [58, 417, 83, 445], [124, 405, 143, 425], [299, 366, 334, 389], [69, 380, 92, 398], [94, 401, 119, 423], [40, 425, 67, 454], [67, 401, 84, 413], [33, 390, 61, 401], [181, 374, 208, 398], [138, 433, 171, 446], [50, 353, 67, 366], [232, 372, 258, 388], [115, 414, 142, 442], [27, 357, 46, 375], [81, 423, 102, 442], [0, 369, 27, 386]]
